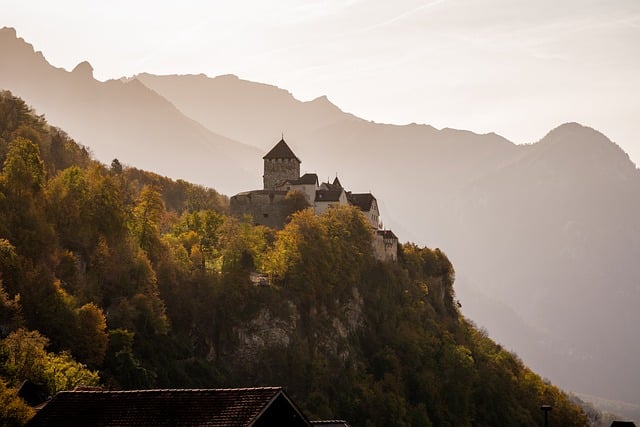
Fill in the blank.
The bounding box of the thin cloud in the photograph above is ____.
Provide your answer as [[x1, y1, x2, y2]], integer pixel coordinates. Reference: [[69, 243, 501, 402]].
[[357, 0, 453, 34]]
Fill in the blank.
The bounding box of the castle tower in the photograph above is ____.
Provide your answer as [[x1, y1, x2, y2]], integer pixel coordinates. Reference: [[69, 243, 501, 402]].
[[263, 138, 301, 190]]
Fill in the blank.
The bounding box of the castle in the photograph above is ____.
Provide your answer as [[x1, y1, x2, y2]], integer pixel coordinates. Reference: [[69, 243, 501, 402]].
[[230, 138, 398, 262]]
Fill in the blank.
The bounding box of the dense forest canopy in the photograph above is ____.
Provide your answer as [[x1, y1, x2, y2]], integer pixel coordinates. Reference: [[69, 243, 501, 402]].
[[0, 91, 593, 426]]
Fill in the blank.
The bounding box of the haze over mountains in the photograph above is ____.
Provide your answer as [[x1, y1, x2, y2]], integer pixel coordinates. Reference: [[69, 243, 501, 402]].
[[2, 26, 640, 413], [0, 27, 259, 195]]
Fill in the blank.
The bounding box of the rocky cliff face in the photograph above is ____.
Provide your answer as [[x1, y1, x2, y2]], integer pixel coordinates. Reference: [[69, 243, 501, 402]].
[[233, 303, 299, 362], [228, 287, 364, 367]]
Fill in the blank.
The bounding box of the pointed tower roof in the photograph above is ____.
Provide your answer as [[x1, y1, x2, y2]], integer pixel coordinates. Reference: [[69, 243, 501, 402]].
[[263, 138, 301, 162], [332, 176, 342, 189]]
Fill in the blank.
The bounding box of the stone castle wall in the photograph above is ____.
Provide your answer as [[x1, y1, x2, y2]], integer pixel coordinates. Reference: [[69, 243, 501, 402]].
[[230, 191, 289, 229], [373, 233, 398, 262], [263, 158, 300, 190]]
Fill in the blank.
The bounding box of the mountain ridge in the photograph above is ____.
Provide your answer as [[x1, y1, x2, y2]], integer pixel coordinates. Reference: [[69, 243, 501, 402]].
[[0, 26, 261, 194], [131, 71, 363, 151]]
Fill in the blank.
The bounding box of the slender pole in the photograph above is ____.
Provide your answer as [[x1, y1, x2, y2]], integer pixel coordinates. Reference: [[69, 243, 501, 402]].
[[540, 405, 552, 427]]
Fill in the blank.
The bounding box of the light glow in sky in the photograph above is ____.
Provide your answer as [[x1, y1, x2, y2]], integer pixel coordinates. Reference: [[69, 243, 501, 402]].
[[3, 0, 640, 163]]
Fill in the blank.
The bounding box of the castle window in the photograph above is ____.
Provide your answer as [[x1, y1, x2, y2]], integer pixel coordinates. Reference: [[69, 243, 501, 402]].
[[263, 213, 269, 218]]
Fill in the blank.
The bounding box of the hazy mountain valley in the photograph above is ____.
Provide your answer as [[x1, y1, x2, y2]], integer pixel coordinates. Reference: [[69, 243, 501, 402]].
[[1, 25, 640, 422], [132, 61, 640, 414]]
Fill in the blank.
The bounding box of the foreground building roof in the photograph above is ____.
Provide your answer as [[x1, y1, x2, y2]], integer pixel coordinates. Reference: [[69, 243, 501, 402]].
[[26, 387, 310, 427], [311, 421, 351, 427]]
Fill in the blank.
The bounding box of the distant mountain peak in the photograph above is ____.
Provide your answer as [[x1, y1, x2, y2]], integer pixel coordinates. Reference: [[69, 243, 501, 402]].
[[217, 73, 239, 80], [72, 61, 94, 78], [556, 121, 585, 130], [538, 122, 618, 153], [0, 26, 17, 38], [543, 122, 606, 141], [0, 26, 46, 63], [530, 121, 638, 173], [308, 94, 336, 108], [306, 94, 349, 115]]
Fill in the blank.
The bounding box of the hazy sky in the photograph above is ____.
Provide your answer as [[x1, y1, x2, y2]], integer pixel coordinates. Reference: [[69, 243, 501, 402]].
[[3, 0, 640, 164]]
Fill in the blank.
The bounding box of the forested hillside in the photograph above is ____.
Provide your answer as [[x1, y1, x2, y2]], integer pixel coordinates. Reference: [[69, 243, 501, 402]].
[[0, 91, 590, 426], [4, 27, 640, 406]]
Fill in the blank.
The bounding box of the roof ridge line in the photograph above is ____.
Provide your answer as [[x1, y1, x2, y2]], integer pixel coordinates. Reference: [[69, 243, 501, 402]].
[[59, 386, 284, 394]]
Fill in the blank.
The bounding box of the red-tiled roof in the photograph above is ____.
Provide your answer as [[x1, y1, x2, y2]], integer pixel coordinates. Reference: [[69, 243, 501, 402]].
[[263, 139, 301, 162], [26, 387, 309, 427]]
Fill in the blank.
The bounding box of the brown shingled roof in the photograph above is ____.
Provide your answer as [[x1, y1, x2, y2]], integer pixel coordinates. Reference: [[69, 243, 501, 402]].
[[263, 139, 301, 162], [347, 193, 376, 212], [311, 421, 351, 427], [26, 387, 310, 427], [315, 189, 343, 202], [285, 173, 318, 186]]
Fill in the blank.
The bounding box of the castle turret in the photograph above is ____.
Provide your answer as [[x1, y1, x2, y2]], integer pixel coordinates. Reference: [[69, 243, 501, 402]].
[[263, 138, 301, 190]]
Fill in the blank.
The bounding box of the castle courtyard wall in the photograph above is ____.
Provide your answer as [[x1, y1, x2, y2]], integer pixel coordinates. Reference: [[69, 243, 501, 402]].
[[230, 191, 289, 229]]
